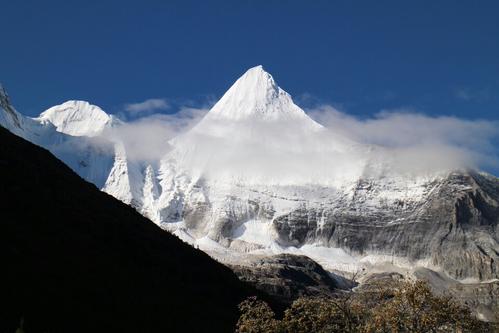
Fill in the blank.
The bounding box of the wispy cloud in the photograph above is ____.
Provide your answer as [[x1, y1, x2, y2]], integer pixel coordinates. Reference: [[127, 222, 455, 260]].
[[103, 98, 498, 178], [124, 98, 170, 115], [307, 105, 499, 172], [103, 106, 208, 161]]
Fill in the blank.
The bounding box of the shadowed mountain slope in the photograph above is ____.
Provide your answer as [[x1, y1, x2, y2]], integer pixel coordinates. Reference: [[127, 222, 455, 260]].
[[0, 125, 254, 333]]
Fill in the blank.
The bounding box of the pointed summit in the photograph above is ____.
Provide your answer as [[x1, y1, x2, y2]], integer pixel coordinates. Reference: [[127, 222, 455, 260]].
[[231, 65, 279, 100], [202, 66, 321, 128]]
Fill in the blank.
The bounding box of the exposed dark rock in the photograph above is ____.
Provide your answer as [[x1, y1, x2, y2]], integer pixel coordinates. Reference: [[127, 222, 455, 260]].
[[229, 254, 351, 307], [361, 271, 405, 285]]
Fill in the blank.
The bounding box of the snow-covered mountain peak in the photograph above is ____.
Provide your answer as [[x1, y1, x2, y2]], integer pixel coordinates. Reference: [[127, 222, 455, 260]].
[[203, 66, 320, 125], [164, 66, 361, 187], [38, 100, 114, 137]]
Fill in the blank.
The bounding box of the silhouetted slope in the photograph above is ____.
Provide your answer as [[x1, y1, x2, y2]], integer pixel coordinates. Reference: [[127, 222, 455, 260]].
[[0, 126, 252, 333]]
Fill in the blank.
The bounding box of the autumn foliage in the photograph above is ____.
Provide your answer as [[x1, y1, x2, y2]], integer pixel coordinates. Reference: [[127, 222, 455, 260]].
[[236, 279, 492, 333]]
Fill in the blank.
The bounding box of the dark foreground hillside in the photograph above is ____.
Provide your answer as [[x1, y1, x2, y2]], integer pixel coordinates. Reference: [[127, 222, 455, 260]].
[[0, 126, 254, 333]]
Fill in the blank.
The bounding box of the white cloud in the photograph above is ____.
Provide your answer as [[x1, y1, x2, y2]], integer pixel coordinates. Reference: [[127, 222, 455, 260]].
[[124, 98, 170, 115], [307, 105, 499, 173], [172, 117, 366, 185], [100, 101, 498, 179], [103, 106, 208, 161]]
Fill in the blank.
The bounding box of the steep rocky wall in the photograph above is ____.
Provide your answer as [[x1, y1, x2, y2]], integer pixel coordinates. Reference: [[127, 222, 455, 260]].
[[273, 172, 499, 281]]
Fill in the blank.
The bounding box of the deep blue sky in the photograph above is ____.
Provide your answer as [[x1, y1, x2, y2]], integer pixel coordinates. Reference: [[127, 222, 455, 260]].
[[1, 0, 498, 120]]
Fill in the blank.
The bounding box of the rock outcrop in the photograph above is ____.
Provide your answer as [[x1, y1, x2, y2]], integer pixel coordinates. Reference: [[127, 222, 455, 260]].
[[230, 254, 353, 306]]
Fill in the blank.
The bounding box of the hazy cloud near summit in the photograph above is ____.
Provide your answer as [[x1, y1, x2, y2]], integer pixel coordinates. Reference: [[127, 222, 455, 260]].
[[307, 105, 499, 172], [101, 101, 499, 177], [103, 106, 208, 161]]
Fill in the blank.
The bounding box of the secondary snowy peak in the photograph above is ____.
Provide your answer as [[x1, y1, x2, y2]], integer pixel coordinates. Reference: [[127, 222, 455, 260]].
[[38, 100, 114, 137], [203, 65, 321, 125]]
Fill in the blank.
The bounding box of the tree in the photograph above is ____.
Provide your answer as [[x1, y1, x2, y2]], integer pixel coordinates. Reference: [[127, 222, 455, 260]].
[[282, 296, 350, 333], [365, 280, 486, 333], [235, 279, 490, 333], [235, 296, 282, 333]]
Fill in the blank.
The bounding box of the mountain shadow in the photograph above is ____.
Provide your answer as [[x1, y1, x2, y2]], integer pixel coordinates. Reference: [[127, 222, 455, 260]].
[[0, 125, 255, 333]]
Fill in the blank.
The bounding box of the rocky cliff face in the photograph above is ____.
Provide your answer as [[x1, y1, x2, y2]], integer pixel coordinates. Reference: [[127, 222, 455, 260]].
[[163, 168, 498, 284], [272, 171, 499, 281]]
